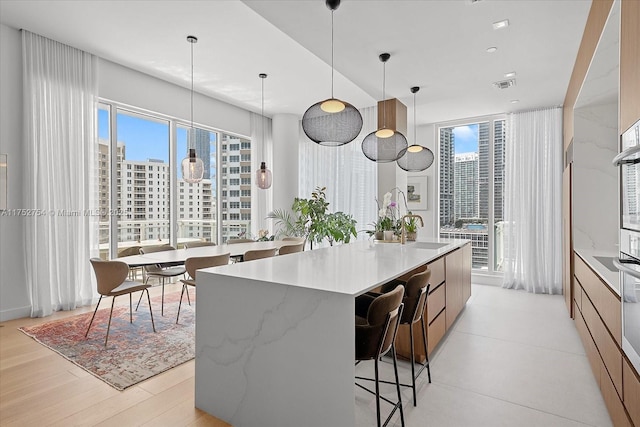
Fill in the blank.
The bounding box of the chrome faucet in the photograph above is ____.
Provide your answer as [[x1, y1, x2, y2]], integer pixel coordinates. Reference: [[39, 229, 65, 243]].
[[401, 214, 424, 244]]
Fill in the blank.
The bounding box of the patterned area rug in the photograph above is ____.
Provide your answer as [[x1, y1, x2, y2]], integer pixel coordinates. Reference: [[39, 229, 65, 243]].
[[19, 291, 195, 390]]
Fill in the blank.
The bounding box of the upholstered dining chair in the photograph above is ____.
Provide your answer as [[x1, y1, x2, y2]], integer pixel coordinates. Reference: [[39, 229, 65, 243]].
[[117, 245, 142, 280], [138, 245, 186, 316], [176, 253, 230, 324], [183, 241, 216, 249], [376, 270, 432, 406], [278, 242, 304, 255], [87, 258, 156, 346], [227, 238, 254, 244], [243, 248, 277, 261], [354, 285, 405, 427]]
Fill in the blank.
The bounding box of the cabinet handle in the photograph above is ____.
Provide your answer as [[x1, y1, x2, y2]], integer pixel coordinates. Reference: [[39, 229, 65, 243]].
[[613, 258, 640, 280], [612, 145, 640, 166]]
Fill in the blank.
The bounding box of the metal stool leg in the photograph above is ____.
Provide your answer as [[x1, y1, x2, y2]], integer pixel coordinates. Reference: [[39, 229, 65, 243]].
[[146, 288, 156, 333], [176, 283, 186, 324], [104, 296, 116, 346], [374, 357, 382, 427], [421, 317, 431, 383], [409, 323, 417, 406], [392, 344, 406, 427], [85, 295, 103, 337]]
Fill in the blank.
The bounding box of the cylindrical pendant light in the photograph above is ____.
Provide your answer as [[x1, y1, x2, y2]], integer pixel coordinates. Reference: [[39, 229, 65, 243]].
[[255, 73, 272, 190], [181, 35, 204, 183], [301, 0, 363, 146], [397, 86, 434, 172], [362, 53, 408, 162]]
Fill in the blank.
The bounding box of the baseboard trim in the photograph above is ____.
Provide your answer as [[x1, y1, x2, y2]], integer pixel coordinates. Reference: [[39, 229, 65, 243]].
[[0, 305, 31, 322], [471, 273, 503, 287]]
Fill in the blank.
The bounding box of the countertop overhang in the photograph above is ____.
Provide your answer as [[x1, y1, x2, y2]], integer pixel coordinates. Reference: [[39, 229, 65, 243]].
[[200, 238, 469, 296], [574, 247, 621, 295]]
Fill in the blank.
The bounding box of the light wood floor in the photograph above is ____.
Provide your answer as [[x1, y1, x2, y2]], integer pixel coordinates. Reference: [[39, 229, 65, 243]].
[[0, 283, 231, 427]]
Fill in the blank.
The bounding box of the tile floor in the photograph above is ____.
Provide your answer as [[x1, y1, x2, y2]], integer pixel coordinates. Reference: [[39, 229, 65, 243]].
[[355, 284, 612, 427]]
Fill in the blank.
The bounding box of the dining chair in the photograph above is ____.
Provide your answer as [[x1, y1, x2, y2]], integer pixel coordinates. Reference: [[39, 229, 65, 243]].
[[354, 285, 405, 427], [183, 241, 216, 249], [177, 253, 230, 323], [117, 245, 142, 280], [373, 270, 432, 406], [138, 245, 186, 316], [87, 258, 156, 346], [227, 238, 254, 244], [243, 248, 277, 261], [278, 242, 304, 255]]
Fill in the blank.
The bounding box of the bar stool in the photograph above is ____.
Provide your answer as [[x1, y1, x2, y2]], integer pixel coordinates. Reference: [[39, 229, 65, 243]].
[[363, 270, 432, 406], [355, 285, 406, 427]]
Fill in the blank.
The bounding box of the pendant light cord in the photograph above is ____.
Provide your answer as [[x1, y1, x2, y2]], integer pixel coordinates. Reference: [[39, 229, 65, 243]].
[[262, 76, 265, 162], [413, 91, 416, 143], [331, 10, 335, 99], [190, 39, 194, 151], [382, 60, 386, 129]]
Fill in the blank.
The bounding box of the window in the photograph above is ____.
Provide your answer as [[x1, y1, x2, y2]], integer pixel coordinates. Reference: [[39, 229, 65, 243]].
[[230, 202, 240, 209], [99, 102, 251, 255], [241, 154, 251, 162], [241, 166, 251, 173], [438, 117, 506, 272], [241, 141, 251, 149]]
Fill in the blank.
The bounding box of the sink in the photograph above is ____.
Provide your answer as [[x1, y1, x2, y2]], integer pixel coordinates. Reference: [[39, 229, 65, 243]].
[[593, 256, 619, 273], [409, 242, 449, 250]]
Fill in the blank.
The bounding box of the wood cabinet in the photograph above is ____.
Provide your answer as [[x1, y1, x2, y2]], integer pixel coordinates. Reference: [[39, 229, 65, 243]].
[[395, 244, 471, 362], [573, 252, 636, 426]]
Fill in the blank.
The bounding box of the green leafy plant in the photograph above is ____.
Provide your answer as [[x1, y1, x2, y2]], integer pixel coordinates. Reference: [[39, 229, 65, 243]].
[[268, 186, 357, 247], [404, 214, 418, 233]]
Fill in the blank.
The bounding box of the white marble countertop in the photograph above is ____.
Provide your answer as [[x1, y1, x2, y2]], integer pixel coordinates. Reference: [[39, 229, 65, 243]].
[[201, 238, 469, 296], [574, 247, 620, 295]]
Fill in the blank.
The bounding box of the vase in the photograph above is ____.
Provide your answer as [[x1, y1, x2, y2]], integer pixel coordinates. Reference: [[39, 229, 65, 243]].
[[383, 230, 394, 241], [406, 232, 417, 241], [374, 231, 384, 241]]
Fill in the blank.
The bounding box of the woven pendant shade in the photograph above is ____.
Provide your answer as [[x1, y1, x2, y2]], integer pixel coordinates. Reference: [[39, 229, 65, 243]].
[[302, 0, 362, 146], [362, 131, 408, 162], [302, 101, 363, 146], [397, 145, 434, 171], [362, 53, 407, 162], [396, 86, 433, 171]]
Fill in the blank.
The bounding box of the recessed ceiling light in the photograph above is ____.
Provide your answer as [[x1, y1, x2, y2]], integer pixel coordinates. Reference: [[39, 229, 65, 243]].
[[493, 19, 509, 30], [510, 99, 520, 104], [486, 47, 498, 53], [504, 71, 516, 78]]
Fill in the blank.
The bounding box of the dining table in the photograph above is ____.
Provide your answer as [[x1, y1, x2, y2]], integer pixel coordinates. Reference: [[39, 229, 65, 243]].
[[116, 240, 301, 267]]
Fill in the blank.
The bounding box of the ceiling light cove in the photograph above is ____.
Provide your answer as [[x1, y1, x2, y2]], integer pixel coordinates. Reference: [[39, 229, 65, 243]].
[[486, 47, 498, 53], [493, 19, 510, 30], [510, 99, 520, 104], [504, 71, 516, 78]]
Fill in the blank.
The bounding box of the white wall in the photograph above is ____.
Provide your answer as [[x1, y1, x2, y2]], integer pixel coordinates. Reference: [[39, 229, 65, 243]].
[[271, 114, 299, 216], [0, 24, 30, 321], [0, 25, 266, 320]]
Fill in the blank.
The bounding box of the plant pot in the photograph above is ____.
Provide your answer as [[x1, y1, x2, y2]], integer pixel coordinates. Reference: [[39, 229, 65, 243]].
[[383, 230, 394, 241], [374, 231, 384, 241], [406, 232, 417, 242]]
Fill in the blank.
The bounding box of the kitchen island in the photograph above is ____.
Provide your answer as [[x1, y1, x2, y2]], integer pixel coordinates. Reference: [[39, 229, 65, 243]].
[[195, 238, 470, 427]]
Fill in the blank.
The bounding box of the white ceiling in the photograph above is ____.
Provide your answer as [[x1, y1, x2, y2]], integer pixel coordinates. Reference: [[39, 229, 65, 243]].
[[0, 0, 592, 125]]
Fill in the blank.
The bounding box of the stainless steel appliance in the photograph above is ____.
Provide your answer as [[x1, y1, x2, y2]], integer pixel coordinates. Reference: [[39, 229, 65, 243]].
[[613, 119, 640, 232], [614, 119, 640, 373], [614, 230, 640, 372]]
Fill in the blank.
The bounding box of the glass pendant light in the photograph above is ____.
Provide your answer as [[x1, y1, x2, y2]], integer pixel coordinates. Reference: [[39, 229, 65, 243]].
[[181, 35, 204, 184], [397, 86, 434, 172], [255, 73, 272, 190], [362, 53, 408, 162], [301, 0, 363, 146]]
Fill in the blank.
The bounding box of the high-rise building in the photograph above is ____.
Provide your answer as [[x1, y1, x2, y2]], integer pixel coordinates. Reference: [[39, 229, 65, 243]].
[[189, 128, 211, 180], [220, 135, 252, 242], [454, 152, 479, 219], [478, 122, 490, 219], [493, 120, 506, 221], [439, 127, 455, 227]]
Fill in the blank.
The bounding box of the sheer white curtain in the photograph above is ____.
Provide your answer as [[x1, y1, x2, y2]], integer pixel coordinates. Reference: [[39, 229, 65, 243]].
[[22, 31, 99, 317], [251, 112, 273, 236], [502, 107, 563, 294], [299, 106, 378, 243]]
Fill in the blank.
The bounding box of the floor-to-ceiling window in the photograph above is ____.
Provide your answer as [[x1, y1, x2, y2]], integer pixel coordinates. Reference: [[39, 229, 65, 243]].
[[97, 101, 249, 258], [438, 116, 506, 273]]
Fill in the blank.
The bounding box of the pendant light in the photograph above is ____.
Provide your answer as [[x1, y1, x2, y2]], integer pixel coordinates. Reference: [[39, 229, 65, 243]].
[[397, 86, 434, 172], [301, 0, 363, 146], [255, 73, 272, 190], [181, 35, 204, 184], [362, 53, 408, 162]]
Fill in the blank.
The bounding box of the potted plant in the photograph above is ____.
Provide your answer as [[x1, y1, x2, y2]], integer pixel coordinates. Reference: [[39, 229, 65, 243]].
[[404, 215, 418, 241]]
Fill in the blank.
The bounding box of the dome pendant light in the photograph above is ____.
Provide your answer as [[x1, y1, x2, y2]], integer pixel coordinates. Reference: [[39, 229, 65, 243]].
[[255, 73, 272, 190], [362, 53, 408, 162], [396, 86, 434, 172], [181, 35, 204, 184], [301, 0, 363, 146]]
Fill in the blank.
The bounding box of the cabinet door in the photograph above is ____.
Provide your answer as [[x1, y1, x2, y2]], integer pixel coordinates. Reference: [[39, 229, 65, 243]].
[[445, 248, 463, 329]]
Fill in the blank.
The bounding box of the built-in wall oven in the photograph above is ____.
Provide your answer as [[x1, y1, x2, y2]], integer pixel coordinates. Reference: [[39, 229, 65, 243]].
[[614, 118, 640, 373]]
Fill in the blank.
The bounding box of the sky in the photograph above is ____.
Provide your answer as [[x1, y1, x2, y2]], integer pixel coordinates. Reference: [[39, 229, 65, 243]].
[[98, 109, 215, 179], [452, 124, 479, 154]]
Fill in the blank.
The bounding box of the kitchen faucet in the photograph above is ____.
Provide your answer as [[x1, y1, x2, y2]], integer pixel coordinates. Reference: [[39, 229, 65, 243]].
[[400, 214, 424, 244]]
